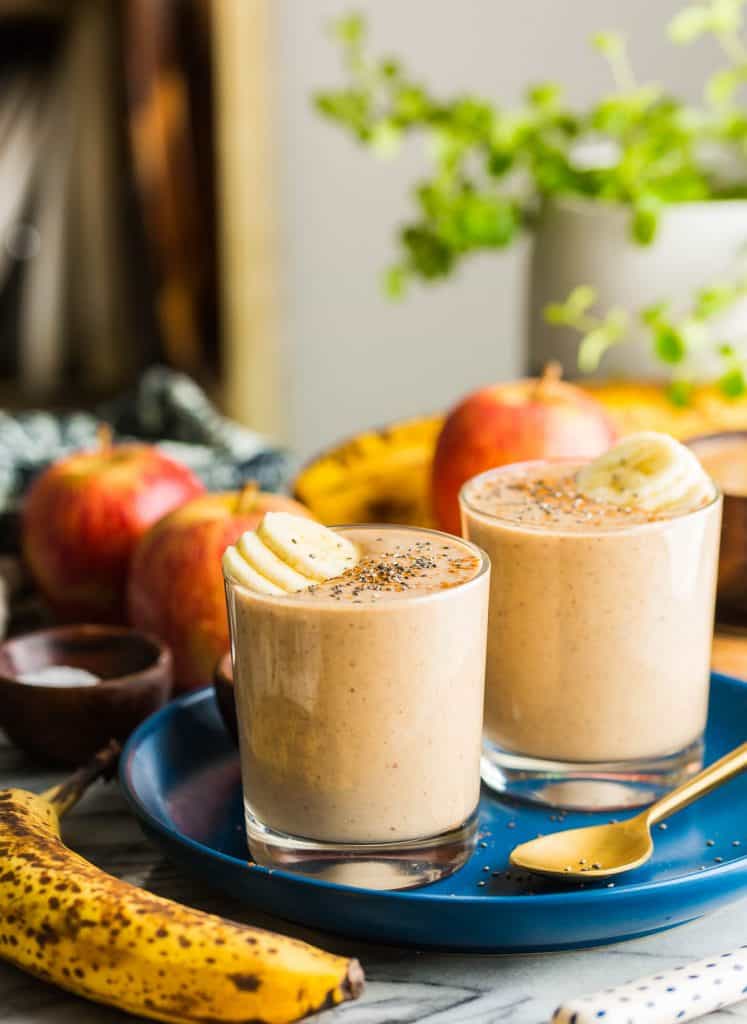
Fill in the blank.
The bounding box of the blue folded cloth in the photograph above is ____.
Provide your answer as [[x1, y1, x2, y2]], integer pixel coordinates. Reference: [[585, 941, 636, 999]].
[[0, 366, 290, 550]]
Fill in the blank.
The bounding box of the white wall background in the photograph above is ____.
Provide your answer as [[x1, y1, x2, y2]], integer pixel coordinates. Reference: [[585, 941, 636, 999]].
[[273, 0, 723, 458]]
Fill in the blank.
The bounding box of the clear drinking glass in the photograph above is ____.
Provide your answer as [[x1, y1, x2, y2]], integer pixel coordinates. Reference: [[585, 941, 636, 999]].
[[460, 461, 722, 811], [224, 524, 490, 890]]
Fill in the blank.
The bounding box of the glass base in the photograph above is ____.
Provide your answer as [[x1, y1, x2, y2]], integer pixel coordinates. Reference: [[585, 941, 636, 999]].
[[244, 805, 478, 891], [481, 737, 704, 811]]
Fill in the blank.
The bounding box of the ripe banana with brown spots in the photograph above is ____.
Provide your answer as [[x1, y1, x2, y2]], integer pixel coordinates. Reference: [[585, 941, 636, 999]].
[[0, 744, 363, 1023]]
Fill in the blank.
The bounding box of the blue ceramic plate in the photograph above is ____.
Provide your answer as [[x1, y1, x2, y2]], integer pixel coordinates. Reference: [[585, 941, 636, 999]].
[[120, 673, 747, 952]]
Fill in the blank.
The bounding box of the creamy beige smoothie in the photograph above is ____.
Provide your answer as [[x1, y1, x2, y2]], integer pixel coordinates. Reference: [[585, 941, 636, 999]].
[[691, 435, 747, 495], [224, 526, 489, 845], [460, 458, 722, 765]]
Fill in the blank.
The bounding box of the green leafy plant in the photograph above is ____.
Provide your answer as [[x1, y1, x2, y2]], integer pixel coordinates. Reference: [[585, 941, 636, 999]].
[[316, 1, 747, 291], [545, 275, 747, 402]]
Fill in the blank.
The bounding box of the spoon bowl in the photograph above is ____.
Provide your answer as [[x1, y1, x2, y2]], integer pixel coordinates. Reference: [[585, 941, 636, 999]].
[[510, 740, 747, 881], [511, 816, 654, 879]]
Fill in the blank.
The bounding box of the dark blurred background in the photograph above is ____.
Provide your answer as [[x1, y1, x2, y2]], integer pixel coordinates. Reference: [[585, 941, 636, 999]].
[[0, 0, 218, 404]]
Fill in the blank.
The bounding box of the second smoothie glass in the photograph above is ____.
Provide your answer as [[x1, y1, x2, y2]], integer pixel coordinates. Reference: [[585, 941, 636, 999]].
[[460, 460, 722, 811], [224, 524, 490, 890]]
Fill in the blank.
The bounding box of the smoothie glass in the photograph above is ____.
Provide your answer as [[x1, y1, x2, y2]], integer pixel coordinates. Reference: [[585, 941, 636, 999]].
[[223, 525, 490, 890], [460, 461, 722, 811]]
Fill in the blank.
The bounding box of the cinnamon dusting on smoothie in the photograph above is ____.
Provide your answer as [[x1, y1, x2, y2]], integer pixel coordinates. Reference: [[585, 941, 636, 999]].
[[297, 531, 481, 603], [465, 462, 713, 531]]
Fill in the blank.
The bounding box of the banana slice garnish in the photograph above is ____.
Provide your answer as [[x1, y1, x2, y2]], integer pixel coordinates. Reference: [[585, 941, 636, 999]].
[[237, 530, 311, 593], [258, 513, 359, 581], [222, 512, 359, 595], [222, 545, 286, 596], [575, 431, 716, 514]]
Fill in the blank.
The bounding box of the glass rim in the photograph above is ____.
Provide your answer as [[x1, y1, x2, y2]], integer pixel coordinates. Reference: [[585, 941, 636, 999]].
[[222, 522, 490, 609], [458, 458, 722, 536]]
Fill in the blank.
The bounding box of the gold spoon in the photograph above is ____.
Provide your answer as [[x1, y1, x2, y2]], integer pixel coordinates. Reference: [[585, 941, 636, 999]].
[[510, 741, 747, 880]]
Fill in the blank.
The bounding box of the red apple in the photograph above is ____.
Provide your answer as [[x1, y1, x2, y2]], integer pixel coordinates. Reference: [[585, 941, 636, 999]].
[[22, 431, 205, 622], [127, 484, 314, 692], [432, 365, 618, 534]]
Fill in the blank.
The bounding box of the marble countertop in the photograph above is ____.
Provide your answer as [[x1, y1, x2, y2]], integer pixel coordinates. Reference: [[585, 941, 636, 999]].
[[1, 732, 746, 1024]]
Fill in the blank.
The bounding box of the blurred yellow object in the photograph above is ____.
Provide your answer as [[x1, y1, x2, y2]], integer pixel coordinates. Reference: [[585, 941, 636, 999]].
[[293, 415, 443, 527], [585, 380, 747, 439], [293, 383, 747, 527]]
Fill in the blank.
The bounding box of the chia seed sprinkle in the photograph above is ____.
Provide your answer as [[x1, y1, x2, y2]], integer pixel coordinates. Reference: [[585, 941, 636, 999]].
[[290, 531, 481, 604], [464, 461, 712, 530]]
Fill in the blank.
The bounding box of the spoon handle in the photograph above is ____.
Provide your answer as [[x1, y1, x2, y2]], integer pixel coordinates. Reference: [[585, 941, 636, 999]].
[[646, 741, 747, 825]]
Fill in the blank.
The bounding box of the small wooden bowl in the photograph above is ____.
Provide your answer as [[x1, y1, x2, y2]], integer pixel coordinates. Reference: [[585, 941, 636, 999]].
[[688, 431, 747, 619], [213, 651, 238, 743], [0, 625, 172, 766]]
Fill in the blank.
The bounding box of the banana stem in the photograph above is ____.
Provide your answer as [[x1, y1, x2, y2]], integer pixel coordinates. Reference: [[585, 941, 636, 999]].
[[42, 740, 121, 818]]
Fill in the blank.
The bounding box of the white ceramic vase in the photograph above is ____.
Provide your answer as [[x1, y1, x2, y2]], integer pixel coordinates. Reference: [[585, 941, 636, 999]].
[[528, 197, 747, 379]]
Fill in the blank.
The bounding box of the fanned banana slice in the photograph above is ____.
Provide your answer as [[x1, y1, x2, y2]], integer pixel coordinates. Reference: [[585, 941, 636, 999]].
[[222, 545, 285, 596], [576, 431, 716, 513], [237, 529, 312, 593], [222, 513, 360, 596], [258, 512, 359, 582]]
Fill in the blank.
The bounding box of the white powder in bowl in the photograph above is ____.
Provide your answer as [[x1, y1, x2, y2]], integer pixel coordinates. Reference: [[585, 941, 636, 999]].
[[16, 666, 101, 687]]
